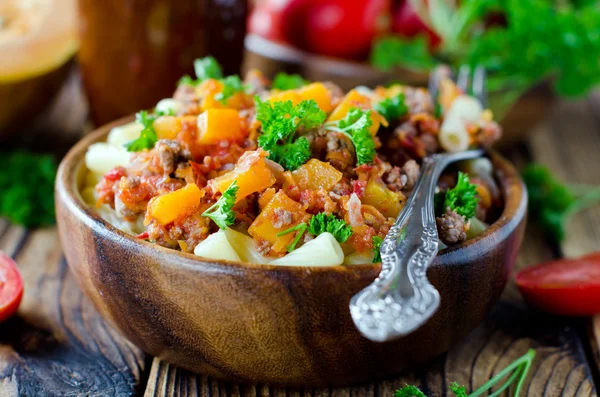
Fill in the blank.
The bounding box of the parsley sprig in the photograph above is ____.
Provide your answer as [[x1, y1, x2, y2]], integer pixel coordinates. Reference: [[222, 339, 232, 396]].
[[325, 108, 377, 165], [523, 164, 600, 242], [202, 181, 238, 229], [178, 56, 247, 104], [371, 236, 383, 263], [308, 213, 352, 243], [256, 98, 326, 171], [276, 223, 308, 252], [214, 75, 247, 104], [395, 349, 536, 397], [125, 111, 159, 152], [272, 72, 308, 90], [374, 92, 409, 122], [434, 172, 479, 219]]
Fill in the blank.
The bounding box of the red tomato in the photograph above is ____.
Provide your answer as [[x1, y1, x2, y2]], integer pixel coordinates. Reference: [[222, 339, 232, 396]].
[[0, 252, 23, 322], [281, 0, 391, 59], [392, 0, 441, 49], [248, 0, 297, 43], [515, 252, 600, 317]]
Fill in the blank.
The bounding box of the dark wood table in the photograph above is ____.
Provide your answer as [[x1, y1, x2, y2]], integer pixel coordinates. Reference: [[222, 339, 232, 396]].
[[1, 74, 599, 396]]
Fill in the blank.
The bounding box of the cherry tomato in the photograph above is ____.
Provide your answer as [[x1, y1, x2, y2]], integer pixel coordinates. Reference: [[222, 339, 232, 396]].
[[248, 0, 297, 43], [0, 252, 23, 322], [392, 0, 441, 49], [515, 252, 600, 316], [281, 0, 391, 59]]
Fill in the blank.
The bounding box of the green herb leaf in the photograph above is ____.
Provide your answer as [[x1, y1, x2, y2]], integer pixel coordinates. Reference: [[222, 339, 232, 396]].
[[0, 151, 57, 226], [374, 92, 409, 122], [256, 97, 326, 171], [435, 172, 479, 219], [272, 72, 308, 90], [194, 56, 223, 81], [178, 75, 199, 87], [125, 111, 158, 152], [276, 222, 308, 252], [214, 75, 247, 104], [372, 236, 383, 263], [307, 213, 352, 243], [448, 383, 468, 397], [394, 385, 427, 397], [326, 108, 377, 165], [370, 36, 437, 72], [202, 181, 238, 229]]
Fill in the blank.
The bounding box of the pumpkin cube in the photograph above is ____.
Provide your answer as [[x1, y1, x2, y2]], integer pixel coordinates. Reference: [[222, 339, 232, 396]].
[[197, 109, 244, 145], [361, 178, 405, 218], [298, 82, 333, 113], [197, 79, 249, 111], [267, 90, 303, 105], [291, 159, 342, 191], [153, 116, 182, 140], [147, 183, 203, 225], [326, 89, 371, 123], [248, 190, 309, 254], [210, 150, 276, 202]]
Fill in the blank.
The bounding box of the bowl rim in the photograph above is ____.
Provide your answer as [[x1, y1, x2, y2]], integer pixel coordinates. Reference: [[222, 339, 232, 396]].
[[56, 115, 527, 273]]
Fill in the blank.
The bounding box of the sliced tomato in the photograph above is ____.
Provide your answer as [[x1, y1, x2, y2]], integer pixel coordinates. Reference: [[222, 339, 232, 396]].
[[248, 0, 297, 43], [515, 252, 600, 316], [392, 0, 441, 49], [0, 252, 23, 322]]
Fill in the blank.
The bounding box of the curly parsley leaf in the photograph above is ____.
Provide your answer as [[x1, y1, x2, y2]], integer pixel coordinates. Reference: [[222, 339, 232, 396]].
[[435, 172, 479, 219], [374, 92, 409, 122], [448, 383, 468, 397], [125, 111, 159, 152], [372, 236, 383, 263], [214, 75, 248, 104], [256, 97, 326, 170], [202, 181, 238, 229], [276, 222, 308, 252], [308, 213, 352, 243], [326, 107, 377, 165], [0, 151, 57, 226], [394, 385, 426, 397], [523, 164, 600, 242], [194, 56, 223, 81], [272, 72, 308, 90]]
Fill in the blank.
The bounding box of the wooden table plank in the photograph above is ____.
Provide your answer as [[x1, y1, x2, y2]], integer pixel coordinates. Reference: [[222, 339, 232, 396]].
[[0, 226, 147, 396]]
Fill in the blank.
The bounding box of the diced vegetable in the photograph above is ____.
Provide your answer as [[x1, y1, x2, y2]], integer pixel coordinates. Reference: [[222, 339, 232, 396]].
[[85, 143, 132, 176], [248, 190, 309, 254], [153, 116, 182, 140], [210, 150, 276, 202], [327, 89, 371, 123], [196, 109, 244, 145], [269, 233, 344, 267], [361, 178, 405, 218], [107, 122, 143, 147], [291, 159, 343, 191], [155, 98, 184, 115], [147, 183, 203, 225], [198, 79, 248, 111], [267, 90, 303, 105], [466, 217, 488, 240], [439, 95, 483, 153], [223, 228, 270, 264], [194, 230, 241, 262], [297, 82, 333, 113]]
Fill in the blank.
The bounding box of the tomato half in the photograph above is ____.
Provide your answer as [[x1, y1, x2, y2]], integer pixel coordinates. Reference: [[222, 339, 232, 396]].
[[392, 0, 441, 49], [0, 252, 24, 322], [515, 252, 600, 316]]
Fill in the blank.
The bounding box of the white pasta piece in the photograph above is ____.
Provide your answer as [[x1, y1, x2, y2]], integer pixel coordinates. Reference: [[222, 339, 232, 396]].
[[439, 95, 483, 153], [223, 228, 270, 264], [194, 231, 241, 262], [269, 233, 344, 267], [466, 217, 489, 240], [107, 122, 143, 148], [85, 143, 132, 176], [343, 250, 375, 265], [155, 98, 185, 115]]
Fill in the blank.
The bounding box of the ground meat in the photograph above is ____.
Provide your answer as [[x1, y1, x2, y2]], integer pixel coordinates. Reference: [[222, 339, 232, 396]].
[[473, 120, 502, 148], [325, 131, 355, 174], [393, 113, 440, 159], [146, 213, 211, 252], [244, 69, 270, 95], [114, 176, 154, 218], [272, 208, 293, 229], [436, 208, 468, 245], [383, 159, 420, 192], [403, 87, 435, 114], [156, 139, 191, 175]]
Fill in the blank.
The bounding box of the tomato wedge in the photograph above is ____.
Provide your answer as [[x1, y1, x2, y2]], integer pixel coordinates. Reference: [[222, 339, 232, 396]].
[[0, 252, 23, 322], [515, 252, 600, 316]]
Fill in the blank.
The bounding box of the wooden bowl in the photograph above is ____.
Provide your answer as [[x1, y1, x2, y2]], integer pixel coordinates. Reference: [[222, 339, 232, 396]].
[[55, 118, 527, 387], [243, 34, 555, 146]]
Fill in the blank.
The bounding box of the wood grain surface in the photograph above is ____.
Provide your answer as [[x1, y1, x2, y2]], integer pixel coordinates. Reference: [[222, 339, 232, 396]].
[[1, 75, 600, 395]]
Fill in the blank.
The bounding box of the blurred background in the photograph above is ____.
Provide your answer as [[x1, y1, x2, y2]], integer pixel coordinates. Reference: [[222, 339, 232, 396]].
[[0, 0, 599, 227]]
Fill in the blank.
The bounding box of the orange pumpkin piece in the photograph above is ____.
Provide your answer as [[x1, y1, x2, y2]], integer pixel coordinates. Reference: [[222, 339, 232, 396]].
[[291, 159, 342, 191], [326, 89, 371, 123], [197, 79, 249, 111], [197, 109, 244, 145], [210, 150, 276, 202], [147, 183, 204, 225], [153, 116, 181, 140], [267, 90, 302, 105], [361, 178, 405, 218], [297, 82, 333, 113], [248, 190, 309, 254]]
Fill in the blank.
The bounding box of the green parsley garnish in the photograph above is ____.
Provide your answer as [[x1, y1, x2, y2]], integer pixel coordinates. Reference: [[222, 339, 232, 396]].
[[523, 164, 600, 242], [214, 75, 248, 104], [276, 223, 308, 252], [374, 92, 408, 122], [194, 56, 223, 81], [0, 151, 57, 226], [325, 107, 377, 165], [272, 72, 308, 90], [177, 57, 246, 103], [201, 181, 238, 229], [256, 97, 326, 171], [434, 172, 479, 219], [371, 236, 383, 263], [395, 349, 535, 397], [125, 111, 159, 152], [307, 213, 352, 243]]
